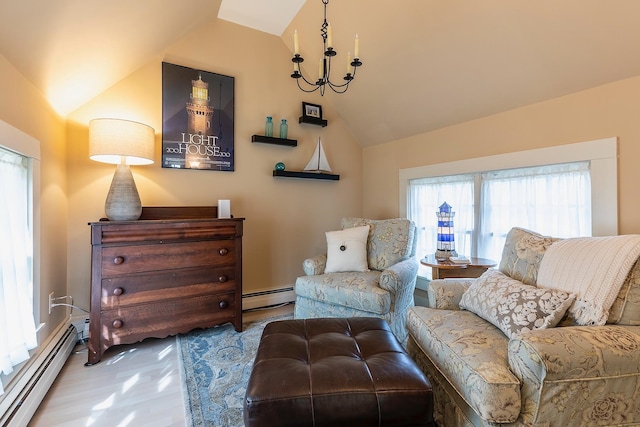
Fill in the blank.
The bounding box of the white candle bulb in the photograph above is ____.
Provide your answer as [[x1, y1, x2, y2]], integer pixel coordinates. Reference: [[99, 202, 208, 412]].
[[294, 30, 299, 54], [319, 59, 323, 80], [354, 34, 360, 58], [327, 23, 333, 48], [347, 52, 352, 74]]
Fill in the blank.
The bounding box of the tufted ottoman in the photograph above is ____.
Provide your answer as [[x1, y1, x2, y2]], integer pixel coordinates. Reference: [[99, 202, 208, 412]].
[[244, 317, 434, 427]]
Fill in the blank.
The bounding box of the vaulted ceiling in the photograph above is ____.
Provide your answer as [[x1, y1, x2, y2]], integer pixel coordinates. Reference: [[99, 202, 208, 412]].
[[2, 0, 640, 147]]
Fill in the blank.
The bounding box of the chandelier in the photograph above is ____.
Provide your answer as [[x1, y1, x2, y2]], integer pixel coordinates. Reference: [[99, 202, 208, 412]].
[[290, 0, 362, 95]]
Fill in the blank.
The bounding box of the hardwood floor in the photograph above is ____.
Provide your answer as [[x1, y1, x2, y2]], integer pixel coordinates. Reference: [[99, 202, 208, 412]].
[[28, 305, 293, 427]]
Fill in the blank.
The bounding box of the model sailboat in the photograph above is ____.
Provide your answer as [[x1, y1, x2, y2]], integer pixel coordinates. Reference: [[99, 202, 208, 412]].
[[304, 138, 332, 173]]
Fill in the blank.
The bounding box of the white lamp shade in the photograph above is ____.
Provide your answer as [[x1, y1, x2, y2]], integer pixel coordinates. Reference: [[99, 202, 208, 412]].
[[89, 118, 155, 165]]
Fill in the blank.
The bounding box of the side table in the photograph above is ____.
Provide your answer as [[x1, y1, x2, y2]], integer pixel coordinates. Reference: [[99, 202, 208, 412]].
[[420, 254, 496, 279]]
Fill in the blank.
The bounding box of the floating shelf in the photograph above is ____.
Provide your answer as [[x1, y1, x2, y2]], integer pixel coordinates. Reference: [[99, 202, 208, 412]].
[[273, 170, 340, 181], [298, 116, 328, 127], [251, 135, 297, 147]]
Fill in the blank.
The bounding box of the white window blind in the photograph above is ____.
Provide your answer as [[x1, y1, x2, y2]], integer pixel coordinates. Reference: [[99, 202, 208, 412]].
[[478, 162, 591, 261]]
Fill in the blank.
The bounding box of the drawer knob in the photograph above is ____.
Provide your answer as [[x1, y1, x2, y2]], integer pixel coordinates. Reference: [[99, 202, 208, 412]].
[[113, 287, 124, 296], [218, 248, 229, 256], [113, 256, 125, 265], [112, 319, 123, 329], [218, 300, 229, 309], [218, 275, 228, 283]]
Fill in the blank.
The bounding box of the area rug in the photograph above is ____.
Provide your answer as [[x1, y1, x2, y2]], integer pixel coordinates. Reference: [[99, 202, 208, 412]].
[[178, 313, 292, 427]]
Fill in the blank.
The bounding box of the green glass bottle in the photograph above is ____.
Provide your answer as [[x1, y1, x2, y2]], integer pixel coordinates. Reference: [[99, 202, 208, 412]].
[[265, 116, 273, 137], [279, 119, 288, 139]]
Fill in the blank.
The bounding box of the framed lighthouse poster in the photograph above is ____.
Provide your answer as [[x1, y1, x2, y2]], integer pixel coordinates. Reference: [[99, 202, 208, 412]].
[[161, 62, 235, 171]]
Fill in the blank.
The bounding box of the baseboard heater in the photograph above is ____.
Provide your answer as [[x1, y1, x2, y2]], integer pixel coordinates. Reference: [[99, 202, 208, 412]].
[[0, 322, 76, 427], [242, 286, 296, 311]]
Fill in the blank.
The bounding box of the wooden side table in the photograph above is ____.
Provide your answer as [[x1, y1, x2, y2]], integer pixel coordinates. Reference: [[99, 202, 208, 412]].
[[420, 254, 496, 279]]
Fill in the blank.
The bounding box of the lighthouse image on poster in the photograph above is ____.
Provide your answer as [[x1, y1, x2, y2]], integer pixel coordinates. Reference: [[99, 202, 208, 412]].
[[162, 62, 235, 171]]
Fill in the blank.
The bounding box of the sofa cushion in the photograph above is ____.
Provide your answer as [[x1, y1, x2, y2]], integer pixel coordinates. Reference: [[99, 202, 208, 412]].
[[324, 225, 370, 273], [342, 217, 414, 271], [295, 270, 390, 315], [406, 306, 521, 423], [460, 269, 575, 338], [499, 227, 560, 286]]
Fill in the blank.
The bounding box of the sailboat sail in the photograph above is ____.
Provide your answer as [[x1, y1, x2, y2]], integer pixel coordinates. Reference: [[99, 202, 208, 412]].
[[304, 138, 332, 173]]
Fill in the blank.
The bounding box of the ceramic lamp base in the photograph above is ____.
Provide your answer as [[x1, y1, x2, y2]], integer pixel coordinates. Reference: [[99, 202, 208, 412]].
[[105, 163, 142, 221]]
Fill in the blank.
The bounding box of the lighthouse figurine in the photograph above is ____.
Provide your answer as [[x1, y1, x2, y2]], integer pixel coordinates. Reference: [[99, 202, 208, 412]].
[[435, 202, 458, 261]]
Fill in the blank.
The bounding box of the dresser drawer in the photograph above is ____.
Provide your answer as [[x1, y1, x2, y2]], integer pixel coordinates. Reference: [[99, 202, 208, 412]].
[[99, 293, 237, 348], [101, 240, 236, 276], [100, 266, 236, 309], [95, 220, 241, 244]]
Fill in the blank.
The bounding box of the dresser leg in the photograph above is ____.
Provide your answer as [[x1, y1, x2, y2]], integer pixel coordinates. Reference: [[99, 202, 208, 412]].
[[86, 341, 102, 366]]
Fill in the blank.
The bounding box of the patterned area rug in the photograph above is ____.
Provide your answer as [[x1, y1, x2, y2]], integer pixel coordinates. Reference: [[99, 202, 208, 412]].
[[178, 313, 292, 427]]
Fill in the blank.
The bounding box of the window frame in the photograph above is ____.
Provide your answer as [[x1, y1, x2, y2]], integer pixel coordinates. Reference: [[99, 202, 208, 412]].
[[399, 137, 618, 237]]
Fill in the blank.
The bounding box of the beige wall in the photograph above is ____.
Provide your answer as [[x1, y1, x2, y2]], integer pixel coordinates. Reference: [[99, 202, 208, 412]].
[[0, 54, 69, 340], [6, 12, 640, 346], [66, 20, 363, 308], [363, 76, 640, 235]]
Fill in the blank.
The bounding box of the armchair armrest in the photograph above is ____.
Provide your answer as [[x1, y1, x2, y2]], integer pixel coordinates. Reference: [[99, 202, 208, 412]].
[[380, 258, 419, 294], [302, 254, 327, 276], [509, 325, 640, 382], [427, 278, 474, 309], [508, 325, 640, 424]]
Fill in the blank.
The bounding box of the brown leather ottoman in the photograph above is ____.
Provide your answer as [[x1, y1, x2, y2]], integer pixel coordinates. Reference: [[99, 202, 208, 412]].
[[244, 317, 434, 427]]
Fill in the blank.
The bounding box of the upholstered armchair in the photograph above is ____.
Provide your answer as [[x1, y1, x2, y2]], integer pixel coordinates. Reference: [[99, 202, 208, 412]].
[[294, 217, 418, 342], [406, 227, 640, 426]]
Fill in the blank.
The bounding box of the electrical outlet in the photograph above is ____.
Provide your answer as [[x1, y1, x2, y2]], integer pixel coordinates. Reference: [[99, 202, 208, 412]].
[[48, 292, 54, 314]]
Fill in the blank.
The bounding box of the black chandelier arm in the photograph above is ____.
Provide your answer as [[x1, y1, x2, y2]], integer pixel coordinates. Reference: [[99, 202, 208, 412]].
[[295, 77, 321, 93], [291, 53, 362, 94], [290, 63, 323, 89]]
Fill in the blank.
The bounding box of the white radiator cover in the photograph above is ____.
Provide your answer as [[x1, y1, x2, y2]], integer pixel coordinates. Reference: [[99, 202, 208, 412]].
[[242, 286, 295, 310], [0, 321, 76, 427]]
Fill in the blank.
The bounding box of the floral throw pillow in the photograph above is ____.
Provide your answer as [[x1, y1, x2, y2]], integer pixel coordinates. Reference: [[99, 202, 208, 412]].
[[499, 227, 561, 286], [460, 269, 575, 339]]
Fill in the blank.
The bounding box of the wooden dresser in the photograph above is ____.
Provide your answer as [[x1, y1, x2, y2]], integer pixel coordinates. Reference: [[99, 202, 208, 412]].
[[86, 207, 244, 366]]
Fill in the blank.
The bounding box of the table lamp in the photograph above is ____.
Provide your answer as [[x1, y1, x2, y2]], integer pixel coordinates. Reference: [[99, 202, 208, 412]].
[[89, 118, 155, 221], [435, 201, 458, 261]]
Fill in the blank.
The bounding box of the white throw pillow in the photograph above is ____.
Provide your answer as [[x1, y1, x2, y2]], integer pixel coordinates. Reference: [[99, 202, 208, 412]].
[[324, 225, 370, 273]]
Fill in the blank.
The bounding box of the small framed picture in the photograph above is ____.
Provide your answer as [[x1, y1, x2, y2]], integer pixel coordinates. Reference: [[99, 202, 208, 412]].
[[302, 102, 322, 120]]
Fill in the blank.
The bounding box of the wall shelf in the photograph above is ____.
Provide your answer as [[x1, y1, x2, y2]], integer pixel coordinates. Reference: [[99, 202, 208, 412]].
[[273, 170, 340, 181], [251, 135, 297, 147], [298, 117, 328, 127]]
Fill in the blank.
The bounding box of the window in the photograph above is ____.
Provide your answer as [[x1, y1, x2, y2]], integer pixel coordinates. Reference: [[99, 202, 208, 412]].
[[0, 121, 40, 395], [400, 137, 617, 272], [408, 174, 475, 260], [408, 162, 591, 265]]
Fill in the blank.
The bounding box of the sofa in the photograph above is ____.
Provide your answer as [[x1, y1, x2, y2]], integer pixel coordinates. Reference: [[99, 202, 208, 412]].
[[294, 217, 418, 343], [406, 227, 640, 427]]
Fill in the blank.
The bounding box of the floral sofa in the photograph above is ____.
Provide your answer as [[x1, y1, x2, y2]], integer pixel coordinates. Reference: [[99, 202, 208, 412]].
[[294, 217, 418, 342], [406, 227, 640, 427]]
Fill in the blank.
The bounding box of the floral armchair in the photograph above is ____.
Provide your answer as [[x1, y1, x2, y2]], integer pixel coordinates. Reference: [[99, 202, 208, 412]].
[[294, 217, 418, 342], [406, 227, 640, 427]]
